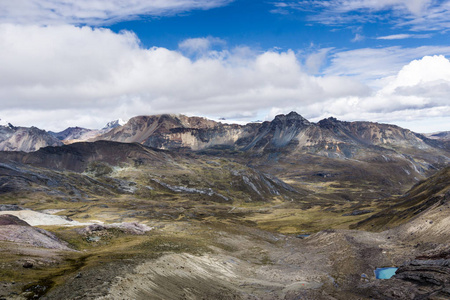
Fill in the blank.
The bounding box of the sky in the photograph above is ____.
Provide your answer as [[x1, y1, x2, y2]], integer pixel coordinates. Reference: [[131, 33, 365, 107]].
[[0, 0, 450, 133]]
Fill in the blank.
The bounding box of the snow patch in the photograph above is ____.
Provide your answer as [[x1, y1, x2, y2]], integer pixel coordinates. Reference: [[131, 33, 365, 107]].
[[0, 210, 101, 226]]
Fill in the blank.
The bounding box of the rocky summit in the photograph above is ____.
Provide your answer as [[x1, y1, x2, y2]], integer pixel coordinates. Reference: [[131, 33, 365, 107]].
[[0, 112, 449, 300]]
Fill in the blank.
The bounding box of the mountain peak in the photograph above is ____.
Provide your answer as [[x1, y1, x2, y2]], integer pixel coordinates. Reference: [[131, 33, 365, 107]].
[[317, 117, 340, 129], [103, 119, 127, 130], [273, 111, 310, 126], [0, 118, 17, 129], [286, 111, 302, 118]]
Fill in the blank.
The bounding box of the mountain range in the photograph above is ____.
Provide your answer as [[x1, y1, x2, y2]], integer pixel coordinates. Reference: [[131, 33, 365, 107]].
[[47, 118, 126, 144], [1, 112, 449, 206], [2, 112, 449, 155], [0, 123, 62, 152], [0, 111, 449, 299]]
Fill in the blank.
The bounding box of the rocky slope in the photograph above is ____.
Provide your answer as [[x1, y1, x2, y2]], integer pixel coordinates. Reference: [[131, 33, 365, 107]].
[[96, 114, 259, 151], [0, 214, 71, 250], [49, 127, 99, 143], [425, 131, 450, 141], [347, 166, 450, 299], [356, 246, 450, 300], [0, 140, 169, 172], [86, 112, 450, 200], [2, 111, 448, 204], [0, 124, 62, 152], [354, 166, 450, 231], [3, 112, 448, 163], [93, 112, 449, 157], [0, 141, 302, 204]]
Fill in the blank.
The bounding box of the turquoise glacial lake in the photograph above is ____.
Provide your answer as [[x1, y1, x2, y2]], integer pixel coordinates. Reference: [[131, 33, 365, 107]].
[[374, 267, 398, 279]]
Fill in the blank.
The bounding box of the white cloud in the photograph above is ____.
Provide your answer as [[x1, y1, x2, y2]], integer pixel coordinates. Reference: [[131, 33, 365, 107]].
[[278, 0, 434, 16], [330, 0, 432, 16], [382, 55, 450, 92], [376, 33, 432, 40], [303, 47, 333, 74], [351, 33, 365, 42], [0, 24, 368, 131], [402, 1, 450, 31], [303, 55, 450, 132], [179, 37, 215, 53], [0, 24, 448, 133], [178, 37, 227, 58], [324, 46, 450, 86], [276, 0, 450, 31], [0, 0, 233, 25]]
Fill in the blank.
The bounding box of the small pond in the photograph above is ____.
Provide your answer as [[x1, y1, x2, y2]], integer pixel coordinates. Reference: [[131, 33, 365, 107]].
[[374, 267, 398, 279]]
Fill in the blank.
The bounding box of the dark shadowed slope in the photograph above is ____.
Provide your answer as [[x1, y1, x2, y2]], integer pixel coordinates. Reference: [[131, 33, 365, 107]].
[[0, 140, 303, 204], [0, 140, 169, 172], [353, 166, 450, 231], [425, 130, 450, 141]]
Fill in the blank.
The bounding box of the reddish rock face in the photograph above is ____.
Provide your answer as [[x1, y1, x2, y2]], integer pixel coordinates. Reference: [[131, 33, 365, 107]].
[[0, 214, 30, 226]]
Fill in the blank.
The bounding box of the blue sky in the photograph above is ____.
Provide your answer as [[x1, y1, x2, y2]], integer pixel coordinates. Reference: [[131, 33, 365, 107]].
[[110, 0, 349, 52], [109, 0, 447, 54], [0, 0, 449, 132]]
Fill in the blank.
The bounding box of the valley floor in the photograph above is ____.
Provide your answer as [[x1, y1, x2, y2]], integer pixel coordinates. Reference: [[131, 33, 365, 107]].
[[1, 195, 449, 300]]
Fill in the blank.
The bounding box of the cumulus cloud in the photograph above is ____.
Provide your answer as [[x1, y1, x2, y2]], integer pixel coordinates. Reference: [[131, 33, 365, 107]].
[[382, 55, 450, 92], [0, 24, 369, 131], [323, 46, 450, 85], [374, 55, 450, 115], [0, 0, 233, 25], [0, 24, 448, 132], [299, 55, 450, 132]]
